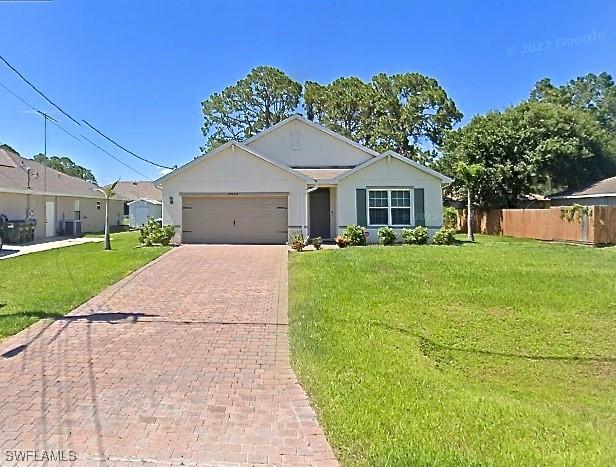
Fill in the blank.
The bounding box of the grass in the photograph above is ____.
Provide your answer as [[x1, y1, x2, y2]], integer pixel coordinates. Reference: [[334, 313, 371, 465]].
[[288, 235, 616, 466], [0, 231, 169, 341]]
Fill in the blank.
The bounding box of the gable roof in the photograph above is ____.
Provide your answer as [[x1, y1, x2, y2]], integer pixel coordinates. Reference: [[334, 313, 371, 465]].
[[331, 150, 453, 183], [156, 140, 315, 184], [293, 167, 353, 182], [550, 175, 616, 199], [0, 148, 123, 199], [111, 180, 162, 201], [244, 114, 381, 159], [127, 198, 162, 205]]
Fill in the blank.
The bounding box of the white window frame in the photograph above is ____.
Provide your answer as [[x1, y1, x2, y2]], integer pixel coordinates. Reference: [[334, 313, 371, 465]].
[[367, 188, 414, 227]]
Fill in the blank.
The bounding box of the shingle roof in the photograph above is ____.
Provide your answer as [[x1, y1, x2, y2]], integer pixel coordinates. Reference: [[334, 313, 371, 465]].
[[111, 181, 162, 201], [551, 176, 616, 198], [0, 148, 124, 200]]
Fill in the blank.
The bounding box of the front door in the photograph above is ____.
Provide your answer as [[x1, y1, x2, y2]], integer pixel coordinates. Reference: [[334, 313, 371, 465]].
[[309, 188, 330, 238], [45, 201, 55, 237]]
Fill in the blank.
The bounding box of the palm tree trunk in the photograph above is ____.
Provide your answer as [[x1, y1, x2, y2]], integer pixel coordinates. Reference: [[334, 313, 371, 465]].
[[104, 197, 111, 250], [467, 189, 475, 242]]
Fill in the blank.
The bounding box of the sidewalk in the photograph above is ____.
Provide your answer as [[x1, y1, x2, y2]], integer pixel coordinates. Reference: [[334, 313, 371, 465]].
[[0, 236, 103, 260]]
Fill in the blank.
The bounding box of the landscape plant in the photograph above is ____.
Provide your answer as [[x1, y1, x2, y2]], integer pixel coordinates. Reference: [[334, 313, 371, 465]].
[[312, 236, 322, 250], [97, 180, 118, 251], [290, 231, 306, 252], [342, 224, 367, 246], [139, 219, 175, 246], [443, 206, 458, 229], [401, 226, 429, 245], [431, 227, 456, 245], [334, 235, 350, 248], [456, 162, 483, 242], [377, 226, 396, 245]]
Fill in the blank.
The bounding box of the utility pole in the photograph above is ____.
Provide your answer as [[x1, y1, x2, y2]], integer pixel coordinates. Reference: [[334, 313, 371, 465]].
[[36, 110, 56, 192]]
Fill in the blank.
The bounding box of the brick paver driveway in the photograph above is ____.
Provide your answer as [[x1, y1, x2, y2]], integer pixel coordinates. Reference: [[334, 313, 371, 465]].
[[0, 246, 338, 466]]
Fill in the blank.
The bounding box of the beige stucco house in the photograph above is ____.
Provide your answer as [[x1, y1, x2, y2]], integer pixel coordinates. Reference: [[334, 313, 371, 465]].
[[0, 148, 125, 242], [157, 115, 451, 244]]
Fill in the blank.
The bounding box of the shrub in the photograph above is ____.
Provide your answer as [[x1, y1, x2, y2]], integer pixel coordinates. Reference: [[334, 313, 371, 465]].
[[342, 224, 367, 246], [378, 226, 396, 245], [402, 226, 429, 245], [139, 219, 175, 246], [432, 227, 456, 245], [290, 231, 306, 252], [443, 207, 458, 229], [312, 236, 322, 250], [335, 235, 350, 248]]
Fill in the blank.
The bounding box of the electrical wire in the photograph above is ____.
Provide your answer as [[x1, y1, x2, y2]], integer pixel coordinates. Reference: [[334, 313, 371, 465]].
[[79, 134, 153, 180], [0, 80, 153, 181], [82, 120, 175, 170], [0, 55, 174, 171], [0, 54, 82, 126]]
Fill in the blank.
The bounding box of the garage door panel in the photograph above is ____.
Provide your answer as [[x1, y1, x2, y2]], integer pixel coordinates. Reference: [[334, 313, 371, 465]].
[[182, 196, 288, 244]]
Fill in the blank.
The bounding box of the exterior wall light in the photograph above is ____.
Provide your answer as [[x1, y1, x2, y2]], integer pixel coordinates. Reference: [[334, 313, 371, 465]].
[[169, 196, 174, 205]]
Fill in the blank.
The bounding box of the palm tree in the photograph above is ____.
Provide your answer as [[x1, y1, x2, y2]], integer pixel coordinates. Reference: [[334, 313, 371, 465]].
[[97, 180, 118, 250], [456, 162, 483, 242]]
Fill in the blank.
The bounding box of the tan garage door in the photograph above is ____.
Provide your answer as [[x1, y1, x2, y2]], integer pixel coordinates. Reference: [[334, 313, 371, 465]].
[[182, 195, 288, 244]]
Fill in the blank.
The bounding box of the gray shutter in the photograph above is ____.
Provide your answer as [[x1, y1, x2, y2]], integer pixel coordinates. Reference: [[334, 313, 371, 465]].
[[356, 189, 367, 227], [414, 188, 425, 226]]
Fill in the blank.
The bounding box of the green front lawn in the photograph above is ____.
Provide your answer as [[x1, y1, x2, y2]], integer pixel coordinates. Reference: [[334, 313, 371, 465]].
[[289, 236, 616, 466], [0, 231, 169, 340]]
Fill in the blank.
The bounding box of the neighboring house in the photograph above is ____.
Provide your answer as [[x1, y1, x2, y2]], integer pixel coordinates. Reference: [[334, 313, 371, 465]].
[[112, 181, 163, 227], [0, 148, 125, 241], [128, 198, 162, 227], [157, 115, 451, 244], [550, 176, 616, 206]]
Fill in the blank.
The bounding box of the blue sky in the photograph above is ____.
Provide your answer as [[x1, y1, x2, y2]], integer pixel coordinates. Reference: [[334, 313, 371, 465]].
[[0, 0, 614, 185]]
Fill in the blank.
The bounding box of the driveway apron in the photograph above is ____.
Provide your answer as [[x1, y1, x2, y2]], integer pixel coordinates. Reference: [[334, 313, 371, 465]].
[[0, 245, 338, 466]]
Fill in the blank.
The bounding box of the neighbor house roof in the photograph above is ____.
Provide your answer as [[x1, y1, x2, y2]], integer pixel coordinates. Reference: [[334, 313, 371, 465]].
[[112, 181, 162, 201], [0, 148, 124, 200], [331, 150, 453, 184], [550, 176, 616, 199], [127, 198, 162, 205]]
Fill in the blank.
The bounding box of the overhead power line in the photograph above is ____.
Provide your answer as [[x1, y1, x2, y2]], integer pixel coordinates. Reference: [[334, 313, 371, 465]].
[[0, 80, 153, 181], [0, 54, 81, 126], [82, 120, 175, 170], [0, 55, 173, 172], [80, 134, 153, 180]]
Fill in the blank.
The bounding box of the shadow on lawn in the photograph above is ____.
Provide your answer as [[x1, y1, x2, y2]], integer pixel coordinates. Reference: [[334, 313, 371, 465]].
[[371, 321, 616, 363]]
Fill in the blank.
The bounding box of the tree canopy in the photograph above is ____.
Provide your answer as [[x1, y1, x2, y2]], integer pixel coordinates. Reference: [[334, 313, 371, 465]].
[[304, 77, 374, 147], [33, 154, 97, 183], [438, 101, 616, 208], [201, 66, 302, 151], [305, 73, 462, 163], [0, 143, 20, 155], [530, 72, 616, 134]]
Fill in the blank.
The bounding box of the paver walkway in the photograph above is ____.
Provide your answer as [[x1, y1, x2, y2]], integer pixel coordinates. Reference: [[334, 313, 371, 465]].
[[0, 245, 338, 466]]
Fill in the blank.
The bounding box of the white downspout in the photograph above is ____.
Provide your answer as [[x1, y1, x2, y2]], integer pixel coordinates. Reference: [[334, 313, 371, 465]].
[[303, 183, 319, 238]]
